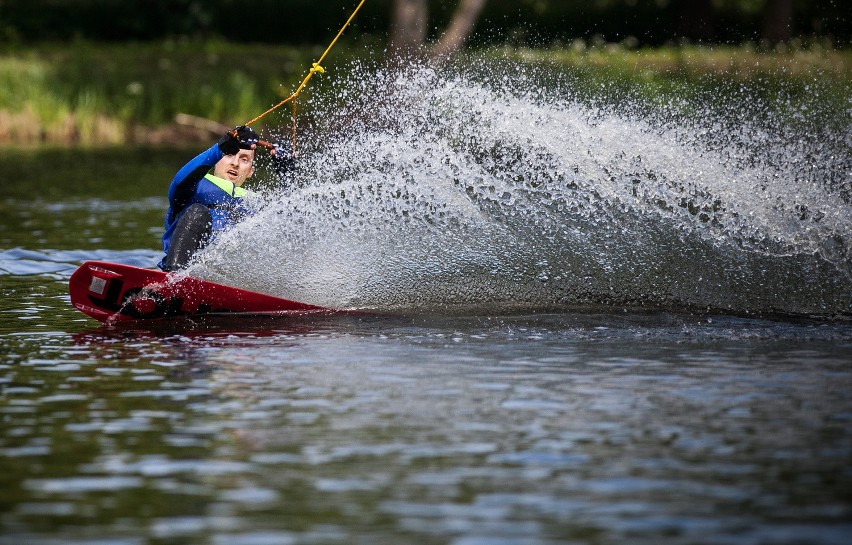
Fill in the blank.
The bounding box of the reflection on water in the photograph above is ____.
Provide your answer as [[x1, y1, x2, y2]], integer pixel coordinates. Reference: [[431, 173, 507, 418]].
[[2, 298, 852, 544]]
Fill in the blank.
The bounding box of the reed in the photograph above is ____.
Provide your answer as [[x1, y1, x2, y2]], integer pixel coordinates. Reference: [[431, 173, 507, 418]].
[[1, 40, 848, 147], [0, 40, 333, 146]]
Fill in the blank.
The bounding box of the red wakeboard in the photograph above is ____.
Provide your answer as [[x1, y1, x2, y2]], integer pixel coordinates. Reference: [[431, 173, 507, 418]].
[[69, 260, 335, 323]]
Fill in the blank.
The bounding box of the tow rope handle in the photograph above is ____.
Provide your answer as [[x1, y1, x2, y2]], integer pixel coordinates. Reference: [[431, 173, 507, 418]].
[[222, 132, 277, 152], [238, 0, 367, 154]]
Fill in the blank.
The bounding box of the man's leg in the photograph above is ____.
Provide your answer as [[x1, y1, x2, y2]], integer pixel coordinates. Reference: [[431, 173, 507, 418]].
[[162, 203, 213, 272]]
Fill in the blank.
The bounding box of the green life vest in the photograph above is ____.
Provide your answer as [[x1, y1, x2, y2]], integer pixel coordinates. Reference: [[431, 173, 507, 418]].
[[204, 173, 248, 198]]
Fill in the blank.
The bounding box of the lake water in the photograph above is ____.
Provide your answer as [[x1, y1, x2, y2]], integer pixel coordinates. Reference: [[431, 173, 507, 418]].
[[2, 63, 851, 544]]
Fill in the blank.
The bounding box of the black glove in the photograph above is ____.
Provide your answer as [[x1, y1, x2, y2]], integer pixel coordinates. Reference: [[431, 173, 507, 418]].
[[271, 143, 296, 175], [217, 126, 259, 155], [260, 143, 295, 189]]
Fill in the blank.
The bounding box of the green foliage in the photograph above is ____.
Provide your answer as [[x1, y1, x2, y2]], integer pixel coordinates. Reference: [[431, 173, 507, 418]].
[[0, 0, 394, 43], [0, 0, 848, 46], [477, 0, 850, 46], [483, 43, 851, 140], [0, 40, 848, 146], [0, 40, 374, 144]]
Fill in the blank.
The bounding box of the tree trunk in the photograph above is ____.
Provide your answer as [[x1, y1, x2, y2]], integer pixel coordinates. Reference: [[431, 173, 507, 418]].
[[388, 0, 487, 63], [761, 0, 794, 44], [389, 0, 429, 58], [429, 0, 487, 64]]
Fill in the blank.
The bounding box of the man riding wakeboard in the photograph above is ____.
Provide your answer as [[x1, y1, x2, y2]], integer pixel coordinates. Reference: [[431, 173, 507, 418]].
[[159, 126, 293, 271]]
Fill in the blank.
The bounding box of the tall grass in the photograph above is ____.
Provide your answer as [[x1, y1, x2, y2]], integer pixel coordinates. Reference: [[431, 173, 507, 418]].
[[490, 44, 851, 106], [1, 40, 849, 146], [480, 43, 851, 138], [0, 40, 340, 146]]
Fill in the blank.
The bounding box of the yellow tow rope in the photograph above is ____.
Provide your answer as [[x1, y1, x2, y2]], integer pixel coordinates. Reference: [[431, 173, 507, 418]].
[[242, 0, 367, 152]]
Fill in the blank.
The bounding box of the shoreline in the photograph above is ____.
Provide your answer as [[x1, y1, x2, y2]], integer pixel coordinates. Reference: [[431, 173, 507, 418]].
[[1, 43, 848, 148]]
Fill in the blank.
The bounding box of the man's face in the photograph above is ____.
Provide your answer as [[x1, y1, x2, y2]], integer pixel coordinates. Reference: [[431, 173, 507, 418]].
[[214, 149, 255, 186]]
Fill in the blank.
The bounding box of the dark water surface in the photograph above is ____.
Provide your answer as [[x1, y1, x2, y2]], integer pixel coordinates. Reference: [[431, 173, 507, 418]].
[[2, 100, 852, 545], [2, 274, 852, 545]]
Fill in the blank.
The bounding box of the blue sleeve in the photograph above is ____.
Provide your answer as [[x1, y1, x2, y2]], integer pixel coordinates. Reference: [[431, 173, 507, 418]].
[[167, 144, 224, 212]]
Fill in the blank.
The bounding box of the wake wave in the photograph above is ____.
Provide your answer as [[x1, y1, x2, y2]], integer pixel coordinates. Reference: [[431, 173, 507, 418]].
[[193, 60, 852, 316]]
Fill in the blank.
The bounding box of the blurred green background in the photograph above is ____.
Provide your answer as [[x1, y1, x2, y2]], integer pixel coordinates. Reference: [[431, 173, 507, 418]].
[[1, 0, 849, 46], [0, 0, 848, 147]]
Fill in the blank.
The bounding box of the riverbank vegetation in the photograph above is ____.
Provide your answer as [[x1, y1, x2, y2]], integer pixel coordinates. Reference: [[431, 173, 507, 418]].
[[0, 41, 330, 146], [0, 40, 848, 147]]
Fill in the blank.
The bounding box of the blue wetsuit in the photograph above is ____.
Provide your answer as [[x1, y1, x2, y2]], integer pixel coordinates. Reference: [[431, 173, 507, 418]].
[[158, 144, 249, 270], [163, 145, 246, 247]]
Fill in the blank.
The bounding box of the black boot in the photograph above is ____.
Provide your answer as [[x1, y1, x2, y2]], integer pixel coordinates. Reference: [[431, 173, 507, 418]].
[[162, 203, 213, 272]]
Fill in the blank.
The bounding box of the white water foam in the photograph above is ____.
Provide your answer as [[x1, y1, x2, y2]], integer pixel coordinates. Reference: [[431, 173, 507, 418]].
[[190, 61, 851, 316]]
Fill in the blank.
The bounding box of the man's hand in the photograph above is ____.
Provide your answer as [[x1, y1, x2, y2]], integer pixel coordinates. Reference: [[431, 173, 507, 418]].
[[269, 143, 296, 179], [218, 126, 259, 155], [270, 143, 290, 157]]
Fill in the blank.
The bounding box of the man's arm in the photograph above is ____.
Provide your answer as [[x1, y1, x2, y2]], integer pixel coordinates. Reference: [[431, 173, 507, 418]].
[[167, 127, 258, 212], [167, 144, 223, 213]]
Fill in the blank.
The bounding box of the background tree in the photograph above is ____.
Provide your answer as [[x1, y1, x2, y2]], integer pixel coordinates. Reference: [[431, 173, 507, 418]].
[[388, 0, 488, 63], [388, 0, 429, 57], [0, 0, 847, 47]]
